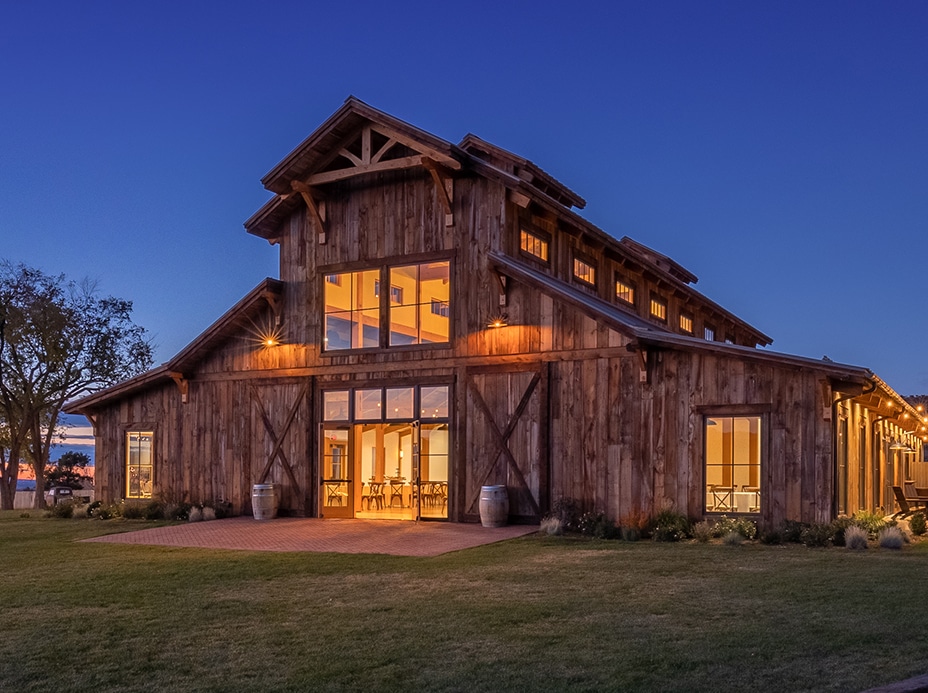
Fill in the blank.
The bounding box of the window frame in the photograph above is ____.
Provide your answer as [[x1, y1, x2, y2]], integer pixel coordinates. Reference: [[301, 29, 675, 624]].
[[679, 312, 694, 334], [572, 252, 597, 288], [615, 274, 636, 306], [519, 227, 551, 264], [702, 407, 768, 516], [321, 253, 453, 354], [125, 429, 155, 500], [649, 295, 667, 322]]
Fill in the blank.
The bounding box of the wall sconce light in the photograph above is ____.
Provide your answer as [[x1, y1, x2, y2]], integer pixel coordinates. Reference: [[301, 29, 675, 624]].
[[487, 313, 509, 329]]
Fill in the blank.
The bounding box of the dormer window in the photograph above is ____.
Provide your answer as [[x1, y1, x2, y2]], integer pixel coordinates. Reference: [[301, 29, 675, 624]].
[[615, 276, 636, 305], [519, 228, 549, 263], [649, 296, 667, 322], [573, 256, 596, 287], [679, 313, 694, 334]]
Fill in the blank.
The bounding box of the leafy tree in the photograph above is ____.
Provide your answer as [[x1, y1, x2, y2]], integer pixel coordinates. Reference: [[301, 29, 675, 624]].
[[0, 261, 153, 509], [46, 451, 91, 490]]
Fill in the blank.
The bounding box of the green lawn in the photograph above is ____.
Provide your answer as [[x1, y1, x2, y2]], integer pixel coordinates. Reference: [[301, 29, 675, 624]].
[[2, 513, 927, 692]]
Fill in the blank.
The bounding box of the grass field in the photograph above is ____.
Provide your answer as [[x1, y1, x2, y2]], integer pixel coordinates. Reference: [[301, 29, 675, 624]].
[[2, 513, 927, 692]]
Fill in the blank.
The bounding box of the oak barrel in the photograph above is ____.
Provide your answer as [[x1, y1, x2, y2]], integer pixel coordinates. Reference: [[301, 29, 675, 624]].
[[478, 485, 509, 527], [252, 484, 278, 520]]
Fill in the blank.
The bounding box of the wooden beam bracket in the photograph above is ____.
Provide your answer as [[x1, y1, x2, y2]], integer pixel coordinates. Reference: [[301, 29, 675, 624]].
[[421, 156, 454, 227], [169, 371, 189, 404], [291, 180, 327, 244]]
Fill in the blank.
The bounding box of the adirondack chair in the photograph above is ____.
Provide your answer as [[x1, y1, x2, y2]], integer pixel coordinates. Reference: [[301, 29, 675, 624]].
[[904, 482, 928, 509], [892, 485, 920, 518]]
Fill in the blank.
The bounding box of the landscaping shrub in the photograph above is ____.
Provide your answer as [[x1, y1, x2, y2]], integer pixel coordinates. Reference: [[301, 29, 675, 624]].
[[618, 510, 650, 541], [577, 511, 617, 539], [709, 516, 757, 540], [830, 517, 855, 547], [844, 525, 869, 550], [189, 506, 203, 522], [141, 500, 164, 520], [909, 512, 926, 536], [779, 520, 808, 543], [549, 497, 581, 533], [800, 523, 833, 547], [759, 528, 783, 545], [163, 503, 191, 521], [202, 506, 217, 521], [650, 509, 691, 542], [692, 520, 713, 543], [853, 509, 887, 537], [121, 502, 146, 520], [45, 502, 74, 519], [878, 526, 905, 550]]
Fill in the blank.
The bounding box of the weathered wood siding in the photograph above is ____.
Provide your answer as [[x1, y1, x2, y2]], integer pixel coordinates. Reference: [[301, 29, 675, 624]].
[[93, 376, 314, 516], [546, 350, 838, 527]]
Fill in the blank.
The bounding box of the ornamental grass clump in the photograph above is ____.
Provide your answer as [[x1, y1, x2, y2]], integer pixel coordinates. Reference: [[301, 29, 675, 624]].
[[844, 525, 869, 550], [188, 506, 203, 522], [722, 531, 743, 546], [878, 526, 905, 550], [539, 515, 563, 536]]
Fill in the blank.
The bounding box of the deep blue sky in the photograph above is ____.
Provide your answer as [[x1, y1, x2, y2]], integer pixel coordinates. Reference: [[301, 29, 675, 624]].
[[2, 1, 927, 394]]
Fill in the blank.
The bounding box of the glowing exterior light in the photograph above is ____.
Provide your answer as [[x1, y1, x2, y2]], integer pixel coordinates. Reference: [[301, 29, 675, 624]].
[[488, 314, 508, 328]]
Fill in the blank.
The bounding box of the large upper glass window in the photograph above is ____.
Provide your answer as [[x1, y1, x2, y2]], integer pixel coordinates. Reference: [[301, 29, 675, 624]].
[[389, 262, 450, 346], [323, 269, 380, 350], [126, 431, 153, 499], [323, 261, 450, 351], [705, 416, 761, 514]]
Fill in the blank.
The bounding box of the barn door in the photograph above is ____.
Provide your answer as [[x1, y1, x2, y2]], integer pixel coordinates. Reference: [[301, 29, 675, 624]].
[[464, 365, 547, 522], [251, 381, 312, 516]]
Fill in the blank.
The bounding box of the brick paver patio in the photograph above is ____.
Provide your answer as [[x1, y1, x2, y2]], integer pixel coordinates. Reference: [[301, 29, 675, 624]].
[[81, 517, 538, 557]]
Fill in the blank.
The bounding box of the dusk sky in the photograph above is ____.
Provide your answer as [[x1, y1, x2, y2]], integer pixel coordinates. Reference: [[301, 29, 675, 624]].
[[2, 2, 927, 396]]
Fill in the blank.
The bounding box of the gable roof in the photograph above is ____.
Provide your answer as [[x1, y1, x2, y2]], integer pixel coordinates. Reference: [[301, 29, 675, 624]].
[[65, 278, 283, 413], [245, 96, 589, 241]]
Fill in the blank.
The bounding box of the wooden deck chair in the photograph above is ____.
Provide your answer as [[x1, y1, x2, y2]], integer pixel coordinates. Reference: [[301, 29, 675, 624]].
[[892, 486, 917, 518], [904, 482, 928, 511]]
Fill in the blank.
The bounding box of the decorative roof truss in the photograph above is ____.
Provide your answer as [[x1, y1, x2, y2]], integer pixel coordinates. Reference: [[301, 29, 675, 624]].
[[287, 124, 461, 242]]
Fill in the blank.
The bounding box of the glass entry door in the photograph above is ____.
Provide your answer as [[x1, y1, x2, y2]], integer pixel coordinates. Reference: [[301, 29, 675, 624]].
[[320, 385, 450, 520]]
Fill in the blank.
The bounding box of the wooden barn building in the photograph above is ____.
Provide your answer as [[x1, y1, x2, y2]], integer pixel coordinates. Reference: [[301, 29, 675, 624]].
[[66, 98, 928, 527]]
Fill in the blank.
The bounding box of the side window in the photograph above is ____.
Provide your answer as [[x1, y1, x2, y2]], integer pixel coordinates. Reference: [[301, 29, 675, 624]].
[[705, 416, 762, 514], [572, 255, 596, 286], [126, 431, 153, 499], [520, 228, 550, 263]]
